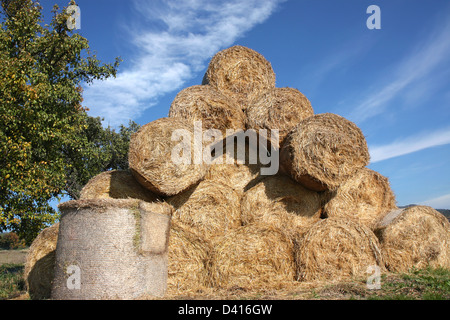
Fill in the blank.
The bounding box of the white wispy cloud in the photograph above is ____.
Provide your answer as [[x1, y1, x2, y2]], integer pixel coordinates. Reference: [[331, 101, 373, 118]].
[[420, 193, 450, 209], [82, 0, 284, 126], [350, 11, 450, 123], [369, 127, 450, 163]]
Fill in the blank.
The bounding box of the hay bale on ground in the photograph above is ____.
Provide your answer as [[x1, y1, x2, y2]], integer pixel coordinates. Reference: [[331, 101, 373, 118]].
[[167, 180, 242, 240], [168, 85, 246, 132], [24, 223, 59, 300], [374, 206, 450, 273], [295, 218, 384, 282], [323, 168, 397, 230], [280, 113, 370, 192], [129, 117, 209, 197], [203, 45, 276, 110], [80, 170, 159, 202], [241, 175, 323, 236], [210, 225, 296, 289], [246, 87, 314, 144], [167, 221, 213, 295]]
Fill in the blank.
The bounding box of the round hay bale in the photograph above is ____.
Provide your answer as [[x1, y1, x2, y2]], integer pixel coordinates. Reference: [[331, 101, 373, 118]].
[[80, 170, 158, 202], [246, 87, 314, 144], [24, 223, 59, 300], [167, 180, 242, 240], [210, 225, 296, 289], [168, 85, 246, 132], [374, 206, 450, 273], [295, 218, 384, 282], [241, 175, 323, 236], [167, 221, 213, 295], [203, 45, 276, 110], [323, 168, 397, 230], [280, 113, 370, 192], [129, 117, 209, 197], [52, 199, 171, 300]]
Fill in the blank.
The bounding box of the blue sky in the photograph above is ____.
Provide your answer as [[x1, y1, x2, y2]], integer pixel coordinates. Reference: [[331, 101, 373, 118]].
[[44, 0, 450, 209]]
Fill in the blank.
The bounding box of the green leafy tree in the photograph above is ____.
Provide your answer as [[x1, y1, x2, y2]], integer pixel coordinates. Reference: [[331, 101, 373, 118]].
[[63, 117, 140, 200], [0, 0, 122, 244]]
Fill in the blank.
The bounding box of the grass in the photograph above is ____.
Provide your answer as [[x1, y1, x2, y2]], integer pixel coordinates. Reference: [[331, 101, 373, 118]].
[[1, 250, 449, 300], [367, 267, 450, 300], [0, 264, 26, 300]]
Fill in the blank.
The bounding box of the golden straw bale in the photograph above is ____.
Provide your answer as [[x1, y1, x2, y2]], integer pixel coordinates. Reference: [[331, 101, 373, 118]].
[[241, 175, 323, 236], [210, 225, 296, 289], [280, 113, 370, 192], [129, 117, 209, 197], [295, 218, 385, 282], [24, 223, 59, 300], [167, 221, 213, 295], [168, 85, 246, 132], [204, 162, 263, 195], [203, 128, 278, 194], [246, 87, 314, 144], [323, 168, 397, 230], [167, 180, 242, 240], [203, 45, 276, 110], [374, 206, 450, 273], [79, 170, 158, 202]]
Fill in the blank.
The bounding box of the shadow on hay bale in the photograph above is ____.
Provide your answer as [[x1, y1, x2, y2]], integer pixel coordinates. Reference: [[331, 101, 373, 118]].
[[280, 113, 370, 192], [80, 170, 159, 202], [374, 206, 450, 273], [24, 223, 59, 300], [323, 167, 397, 230], [203, 45, 276, 110], [167, 180, 242, 240], [241, 175, 323, 236]]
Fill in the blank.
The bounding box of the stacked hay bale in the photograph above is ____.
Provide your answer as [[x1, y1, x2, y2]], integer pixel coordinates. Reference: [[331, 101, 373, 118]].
[[374, 206, 450, 272], [80, 170, 159, 202], [25, 45, 450, 299], [24, 223, 59, 300], [202, 45, 276, 111]]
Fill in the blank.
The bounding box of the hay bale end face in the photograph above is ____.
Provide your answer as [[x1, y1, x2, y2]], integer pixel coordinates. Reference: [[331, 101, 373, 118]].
[[280, 113, 370, 192], [374, 206, 450, 273], [24, 223, 59, 300], [80, 170, 158, 202], [167, 180, 241, 240], [210, 225, 296, 289], [203, 45, 276, 110], [295, 218, 384, 282], [323, 168, 397, 230], [246, 87, 314, 144], [129, 117, 209, 197], [168, 85, 246, 132], [241, 175, 323, 236]]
